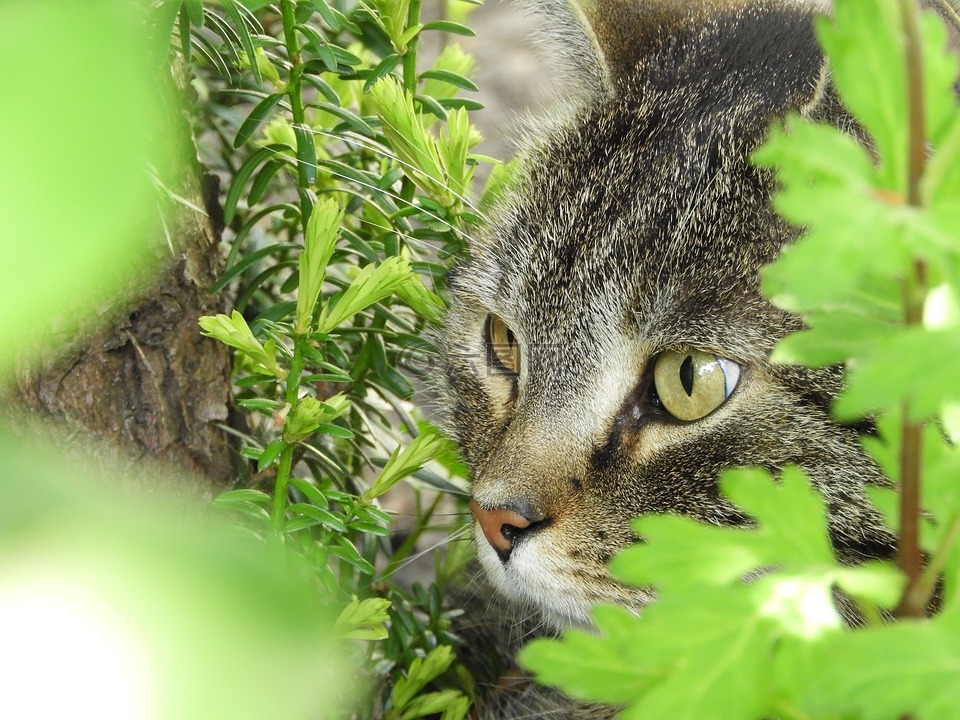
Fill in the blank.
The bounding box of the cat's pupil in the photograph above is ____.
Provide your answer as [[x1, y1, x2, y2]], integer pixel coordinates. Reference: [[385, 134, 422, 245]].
[[679, 355, 694, 397]]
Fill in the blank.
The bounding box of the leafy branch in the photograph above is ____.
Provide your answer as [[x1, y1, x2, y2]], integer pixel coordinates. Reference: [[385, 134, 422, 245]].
[[177, 1, 493, 717], [896, 0, 929, 620]]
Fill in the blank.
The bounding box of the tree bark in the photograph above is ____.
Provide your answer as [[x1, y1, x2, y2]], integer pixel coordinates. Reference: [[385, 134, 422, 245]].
[[11, 60, 235, 488]]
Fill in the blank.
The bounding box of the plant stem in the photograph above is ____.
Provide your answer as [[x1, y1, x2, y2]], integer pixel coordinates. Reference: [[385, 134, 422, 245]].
[[280, 0, 304, 126], [279, 0, 312, 225], [895, 0, 929, 620], [897, 414, 924, 618], [401, 0, 422, 93], [905, 514, 960, 612], [400, 0, 422, 206], [272, 442, 295, 534], [286, 340, 305, 405]]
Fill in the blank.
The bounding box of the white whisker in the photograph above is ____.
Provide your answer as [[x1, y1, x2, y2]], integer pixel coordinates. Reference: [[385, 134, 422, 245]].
[[375, 524, 473, 582]]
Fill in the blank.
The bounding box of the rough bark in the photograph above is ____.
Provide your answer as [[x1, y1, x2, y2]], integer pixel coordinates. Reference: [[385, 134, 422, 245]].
[[11, 60, 235, 488]]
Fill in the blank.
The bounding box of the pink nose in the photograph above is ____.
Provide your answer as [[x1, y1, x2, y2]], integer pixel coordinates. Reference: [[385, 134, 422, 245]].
[[469, 500, 536, 556]]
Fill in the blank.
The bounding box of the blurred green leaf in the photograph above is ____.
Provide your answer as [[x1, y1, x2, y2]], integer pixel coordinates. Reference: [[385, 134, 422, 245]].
[[0, 433, 344, 720], [0, 1, 159, 375]]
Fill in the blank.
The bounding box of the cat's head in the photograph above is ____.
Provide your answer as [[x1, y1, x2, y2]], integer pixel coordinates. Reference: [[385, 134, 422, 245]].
[[439, 0, 892, 629]]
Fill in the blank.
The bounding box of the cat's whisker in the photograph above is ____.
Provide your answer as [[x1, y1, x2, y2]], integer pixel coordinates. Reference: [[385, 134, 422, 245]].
[[374, 524, 473, 583]]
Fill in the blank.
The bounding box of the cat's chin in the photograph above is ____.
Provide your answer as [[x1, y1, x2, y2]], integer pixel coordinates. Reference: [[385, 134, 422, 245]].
[[474, 535, 651, 632]]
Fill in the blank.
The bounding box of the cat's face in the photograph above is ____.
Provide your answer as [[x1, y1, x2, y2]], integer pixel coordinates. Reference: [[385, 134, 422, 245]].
[[438, 0, 891, 629]]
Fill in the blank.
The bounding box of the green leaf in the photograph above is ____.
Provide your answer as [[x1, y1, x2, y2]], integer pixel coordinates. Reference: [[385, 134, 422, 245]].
[[222, 0, 262, 86], [922, 8, 960, 147], [317, 255, 416, 333], [418, 69, 478, 93], [349, 521, 391, 537], [223, 145, 292, 224], [420, 20, 475, 36], [926, 113, 960, 207], [199, 311, 283, 377], [791, 613, 960, 720], [235, 93, 284, 147], [283, 393, 350, 443], [312, 0, 344, 32], [393, 646, 456, 711], [314, 422, 354, 439], [215, 489, 272, 505], [397, 23, 425, 49], [333, 597, 392, 640], [753, 115, 875, 190], [212, 243, 300, 294], [525, 591, 780, 720], [183, 0, 204, 26], [257, 440, 286, 471], [329, 44, 363, 66], [414, 93, 448, 121], [295, 197, 344, 334], [177, 6, 193, 63], [520, 606, 659, 704], [541, 466, 905, 717], [436, 97, 484, 112], [439, 695, 470, 720], [288, 477, 328, 508], [422, 45, 476, 100], [771, 311, 898, 367], [363, 53, 402, 93], [247, 158, 286, 206], [363, 431, 451, 502], [287, 503, 347, 533], [310, 101, 377, 137], [236, 397, 285, 413], [294, 123, 318, 186], [400, 690, 466, 720], [836, 327, 960, 421], [329, 537, 375, 575], [816, 0, 905, 190], [612, 468, 837, 594]]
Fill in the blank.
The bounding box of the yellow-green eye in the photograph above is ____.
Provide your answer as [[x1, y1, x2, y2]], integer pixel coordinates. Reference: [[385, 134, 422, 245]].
[[486, 315, 521, 374], [653, 349, 740, 422]]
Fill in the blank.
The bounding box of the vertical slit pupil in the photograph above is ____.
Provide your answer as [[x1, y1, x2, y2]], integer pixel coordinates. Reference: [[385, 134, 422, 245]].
[[679, 355, 694, 397]]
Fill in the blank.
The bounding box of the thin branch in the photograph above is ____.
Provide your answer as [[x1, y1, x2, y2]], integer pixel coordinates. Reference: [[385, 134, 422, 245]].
[[895, 0, 929, 620]]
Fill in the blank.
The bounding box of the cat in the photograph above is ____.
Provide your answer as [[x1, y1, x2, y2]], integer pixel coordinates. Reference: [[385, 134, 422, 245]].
[[437, 0, 942, 717]]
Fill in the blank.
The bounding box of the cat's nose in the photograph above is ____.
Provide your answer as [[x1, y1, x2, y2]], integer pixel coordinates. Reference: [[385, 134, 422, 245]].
[[469, 499, 548, 560]]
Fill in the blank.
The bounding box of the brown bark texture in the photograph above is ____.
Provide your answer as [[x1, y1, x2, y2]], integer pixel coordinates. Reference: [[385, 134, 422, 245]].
[[12, 61, 235, 487]]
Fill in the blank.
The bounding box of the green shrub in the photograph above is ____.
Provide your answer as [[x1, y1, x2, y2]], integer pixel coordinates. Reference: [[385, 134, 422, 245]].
[[161, 0, 496, 716]]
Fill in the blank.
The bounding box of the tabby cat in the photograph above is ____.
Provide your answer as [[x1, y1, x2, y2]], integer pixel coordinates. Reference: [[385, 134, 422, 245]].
[[438, 0, 918, 717]]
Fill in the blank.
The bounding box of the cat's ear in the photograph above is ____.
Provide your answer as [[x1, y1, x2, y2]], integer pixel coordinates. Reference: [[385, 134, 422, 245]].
[[521, 0, 614, 103], [527, 0, 729, 100], [526, 0, 832, 110]]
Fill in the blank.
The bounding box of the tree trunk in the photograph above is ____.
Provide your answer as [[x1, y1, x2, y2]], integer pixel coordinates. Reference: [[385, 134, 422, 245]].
[[11, 60, 235, 488]]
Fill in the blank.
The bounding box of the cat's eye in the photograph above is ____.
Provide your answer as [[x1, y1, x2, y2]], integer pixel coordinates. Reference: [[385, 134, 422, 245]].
[[652, 349, 740, 422], [486, 315, 521, 375]]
